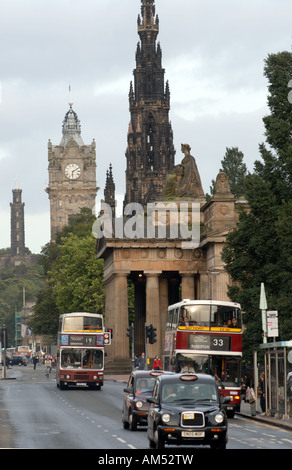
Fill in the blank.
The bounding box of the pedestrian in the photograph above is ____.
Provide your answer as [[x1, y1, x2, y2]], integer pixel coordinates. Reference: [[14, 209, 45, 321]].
[[259, 372, 266, 414], [138, 352, 147, 370], [45, 356, 52, 377], [248, 385, 256, 416], [240, 377, 247, 402], [153, 355, 162, 370], [133, 355, 139, 370], [32, 355, 38, 370]]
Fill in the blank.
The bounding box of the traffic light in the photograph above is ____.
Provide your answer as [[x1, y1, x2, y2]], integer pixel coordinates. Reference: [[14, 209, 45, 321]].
[[149, 325, 157, 344], [145, 325, 151, 340], [1, 325, 7, 350], [106, 328, 113, 339], [145, 324, 157, 344], [127, 324, 134, 341]]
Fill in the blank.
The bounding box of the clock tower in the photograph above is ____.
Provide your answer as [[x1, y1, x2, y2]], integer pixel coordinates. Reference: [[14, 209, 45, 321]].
[[46, 102, 98, 240]]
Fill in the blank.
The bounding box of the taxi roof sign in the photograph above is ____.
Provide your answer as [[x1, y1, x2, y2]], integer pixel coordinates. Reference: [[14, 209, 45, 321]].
[[179, 375, 198, 381]]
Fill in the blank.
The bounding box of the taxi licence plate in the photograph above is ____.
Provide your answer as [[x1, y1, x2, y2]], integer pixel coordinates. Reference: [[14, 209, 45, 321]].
[[181, 431, 205, 438]]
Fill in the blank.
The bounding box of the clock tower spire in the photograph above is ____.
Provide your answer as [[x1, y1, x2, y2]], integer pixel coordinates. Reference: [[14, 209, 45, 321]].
[[46, 101, 98, 240]]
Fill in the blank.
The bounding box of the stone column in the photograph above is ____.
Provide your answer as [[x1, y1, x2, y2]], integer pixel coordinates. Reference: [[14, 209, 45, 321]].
[[180, 272, 195, 300], [105, 272, 129, 360], [199, 271, 209, 299], [159, 277, 168, 358], [145, 271, 161, 365]]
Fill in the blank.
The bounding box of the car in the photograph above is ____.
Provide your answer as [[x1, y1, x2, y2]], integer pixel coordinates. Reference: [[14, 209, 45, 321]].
[[11, 355, 28, 366], [122, 370, 174, 431], [147, 373, 229, 449]]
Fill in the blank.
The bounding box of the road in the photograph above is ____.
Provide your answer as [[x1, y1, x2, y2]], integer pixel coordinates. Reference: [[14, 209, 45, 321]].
[[1, 363, 292, 451]]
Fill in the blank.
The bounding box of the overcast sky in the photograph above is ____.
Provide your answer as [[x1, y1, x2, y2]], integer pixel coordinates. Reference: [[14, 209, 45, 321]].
[[0, 0, 291, 254]]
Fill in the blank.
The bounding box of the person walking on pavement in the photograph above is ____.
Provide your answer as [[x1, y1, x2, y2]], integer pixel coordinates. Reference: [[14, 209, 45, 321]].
[[45, 356, 52, 377], [32, 356, 38, 370], [133, 355, 139, 370], [259, 372, 266, 414], [153, 355, 162, 370], [138, 352, 147, 370]]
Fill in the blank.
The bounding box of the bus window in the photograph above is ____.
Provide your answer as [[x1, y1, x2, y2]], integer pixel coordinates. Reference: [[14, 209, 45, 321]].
[[61, 349, 81, 368], [82, 349, 103, 369], [211, 306, 241, 329], [209, 356, 241, 387], [83, 317, 102, 331], [180, 305, 210, 327], [172, 308, 179, 330], [175, 353, 209, 374], [63, 315, 102, 332], [61, 349, 103, 369]]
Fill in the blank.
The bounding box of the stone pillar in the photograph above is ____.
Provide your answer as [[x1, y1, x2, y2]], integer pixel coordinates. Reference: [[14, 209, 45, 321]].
[[211, 271, 230, 301], [159, 277, 168, 358], [199, 271, 209, 299], [145, 271, 161, 365], [105, 272, 129, 360], [180, 272, 195, 300]]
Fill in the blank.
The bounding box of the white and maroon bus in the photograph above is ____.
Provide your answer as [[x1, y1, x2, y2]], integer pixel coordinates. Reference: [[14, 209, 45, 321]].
[[56, 312, 110, 390], [164, 300, 242, 417]]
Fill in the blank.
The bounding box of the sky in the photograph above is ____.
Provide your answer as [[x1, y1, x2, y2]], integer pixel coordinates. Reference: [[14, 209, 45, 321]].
[[0, 0, 291, 254]]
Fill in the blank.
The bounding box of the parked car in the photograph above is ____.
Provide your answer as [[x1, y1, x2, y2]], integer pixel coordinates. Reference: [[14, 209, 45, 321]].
[[122, 370, 173, 431], [11, 355, 28, 366], [147, 373, 229, 449]]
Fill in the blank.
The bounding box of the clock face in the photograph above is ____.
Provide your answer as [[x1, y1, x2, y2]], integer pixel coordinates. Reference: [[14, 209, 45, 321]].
[[65, 163, 81, 180]]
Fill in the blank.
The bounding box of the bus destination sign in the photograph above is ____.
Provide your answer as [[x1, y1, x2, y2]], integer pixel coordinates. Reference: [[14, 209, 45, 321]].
[[188, 334, 230, 351], [60, 334, 104, 347]]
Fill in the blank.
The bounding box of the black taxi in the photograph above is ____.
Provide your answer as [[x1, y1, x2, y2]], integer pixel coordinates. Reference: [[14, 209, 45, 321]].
[[122, 370, 173, 431], [147, 373, 228, 449]]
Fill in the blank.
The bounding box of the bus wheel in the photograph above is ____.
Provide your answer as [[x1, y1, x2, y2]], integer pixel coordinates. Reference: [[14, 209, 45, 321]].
[[89, 383, 101, 390]]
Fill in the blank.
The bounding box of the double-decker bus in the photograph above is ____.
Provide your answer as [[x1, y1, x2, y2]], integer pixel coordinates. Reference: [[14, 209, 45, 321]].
[[56, 312, 111, 390], [164, 300, 242, 417], [17, 346, 31, 357]]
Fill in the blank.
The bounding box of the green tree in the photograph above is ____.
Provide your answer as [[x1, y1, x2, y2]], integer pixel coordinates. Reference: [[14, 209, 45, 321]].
[[0, 264, 45, 345], [222, 50, 292, 362], [49, 234, 104, 315], [30, 208, 105, 338]]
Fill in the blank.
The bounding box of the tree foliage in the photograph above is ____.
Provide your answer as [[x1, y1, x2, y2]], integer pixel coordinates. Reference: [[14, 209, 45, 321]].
[[0, 264, 45, 345], [222, 50, 292, 362], [30, 208, 105, 339]]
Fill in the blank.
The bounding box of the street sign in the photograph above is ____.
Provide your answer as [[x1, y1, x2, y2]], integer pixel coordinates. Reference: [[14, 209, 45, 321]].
[[267, 310, 278, 338]]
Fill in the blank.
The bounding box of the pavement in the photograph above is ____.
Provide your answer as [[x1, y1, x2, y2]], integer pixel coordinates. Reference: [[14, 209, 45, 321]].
[[105, 374, 292, 432]]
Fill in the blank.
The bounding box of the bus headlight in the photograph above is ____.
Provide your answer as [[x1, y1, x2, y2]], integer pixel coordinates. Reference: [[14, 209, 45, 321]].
[[65, 375, 71, 380], [162, 413, 171, 424], [136, 401, 143, 409], [215, 413, 224, 424]]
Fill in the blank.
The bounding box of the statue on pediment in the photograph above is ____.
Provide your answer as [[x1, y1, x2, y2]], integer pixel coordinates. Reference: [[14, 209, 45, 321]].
[[163, 143, 204, 198]]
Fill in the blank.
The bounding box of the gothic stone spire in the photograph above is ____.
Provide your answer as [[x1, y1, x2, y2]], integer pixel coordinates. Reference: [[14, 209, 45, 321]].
[[124, 0, 175, 207]]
